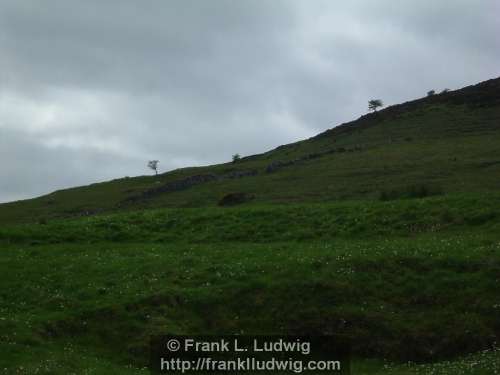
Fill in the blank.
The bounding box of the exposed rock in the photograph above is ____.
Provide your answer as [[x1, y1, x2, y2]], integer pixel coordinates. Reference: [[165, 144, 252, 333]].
[[218, 192, 255, 206], [224, 170, 258, 179], [265, 161, 282, 173], [121, 169, 259, 204], [265, 160, 295, 173], [305, 152, 321, 159], [145, 174, 219, 196], [264, 146, 363, 174]]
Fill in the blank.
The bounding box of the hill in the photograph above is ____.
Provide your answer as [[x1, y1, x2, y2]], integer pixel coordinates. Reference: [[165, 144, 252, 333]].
[[2, 194, 500, 373], [1, 76, 499, 224], [2, 77, 500, 374]]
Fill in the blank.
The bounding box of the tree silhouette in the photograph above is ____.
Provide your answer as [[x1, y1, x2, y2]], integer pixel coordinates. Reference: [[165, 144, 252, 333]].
[[148, 160, 159, 175], [368, 99, 383, 112]]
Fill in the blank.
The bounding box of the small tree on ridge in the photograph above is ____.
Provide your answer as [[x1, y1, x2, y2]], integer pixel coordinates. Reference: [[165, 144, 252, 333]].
[[368, 99, 383, 112], [148, 160, 159, 175]]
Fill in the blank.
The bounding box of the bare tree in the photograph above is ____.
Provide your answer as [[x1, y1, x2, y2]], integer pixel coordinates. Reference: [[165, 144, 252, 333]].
[[148, 160, 159, 175], [368, 99, 383, 112]]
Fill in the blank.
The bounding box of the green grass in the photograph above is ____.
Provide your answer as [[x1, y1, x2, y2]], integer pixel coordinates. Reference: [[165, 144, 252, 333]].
[[353, 349, 500, 374], [2, 193, 500, 245], [1, 194, 500, 373]]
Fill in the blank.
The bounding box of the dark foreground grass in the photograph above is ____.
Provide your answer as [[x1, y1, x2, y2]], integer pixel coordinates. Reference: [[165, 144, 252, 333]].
[[2, 194, 500, 373], [354, 349, 500, 374], [2, 231, 500, 372]]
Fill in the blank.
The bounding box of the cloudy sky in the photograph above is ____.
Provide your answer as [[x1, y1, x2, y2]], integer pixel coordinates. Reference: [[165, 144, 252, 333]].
[[1, 0, 499, 203]]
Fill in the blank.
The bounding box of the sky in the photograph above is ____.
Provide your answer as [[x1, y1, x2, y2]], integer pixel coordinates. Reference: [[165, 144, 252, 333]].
[[1, 0, 499, 203]]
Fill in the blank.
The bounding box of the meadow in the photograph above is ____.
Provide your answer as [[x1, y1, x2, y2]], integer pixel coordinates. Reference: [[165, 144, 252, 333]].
[[1, 193, 500, 374]]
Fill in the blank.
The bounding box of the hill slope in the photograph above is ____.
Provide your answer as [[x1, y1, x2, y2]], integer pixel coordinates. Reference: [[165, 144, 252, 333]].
[[1, 76, 500, 224], [2, 77, 500, 374], [2, 194, 500, 373]]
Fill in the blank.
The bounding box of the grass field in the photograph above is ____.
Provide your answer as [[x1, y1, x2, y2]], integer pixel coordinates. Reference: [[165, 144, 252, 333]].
[[1, 194, 500, 374]]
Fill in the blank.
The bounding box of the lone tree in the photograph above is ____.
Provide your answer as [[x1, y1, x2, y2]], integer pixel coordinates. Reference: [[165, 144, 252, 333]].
[[148, 160, 159, 175], [427, 90, 435, 96], [232, 154, 241, 163], [368, 99, 383, 112]]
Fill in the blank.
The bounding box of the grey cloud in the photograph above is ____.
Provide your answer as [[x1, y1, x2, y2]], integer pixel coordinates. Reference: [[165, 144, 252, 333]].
[[0, 0, 499, 202], [0, 127, 137, 202]]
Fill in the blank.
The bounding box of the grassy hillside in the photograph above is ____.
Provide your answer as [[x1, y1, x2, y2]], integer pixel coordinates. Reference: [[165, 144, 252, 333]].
[[1, 77, 499, 224], [2, 77, 500, 374], [2, 194, 500, 374], [2, 193, 500, 245]]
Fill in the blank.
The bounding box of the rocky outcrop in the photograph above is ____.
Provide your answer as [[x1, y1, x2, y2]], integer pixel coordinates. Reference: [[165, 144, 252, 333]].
[[264, 146, 363, 173], [224, 170, 258, 179], [122, 169, 258, 204], [123, 143, 364, 204], [218, 192, 255, 206], [144, 174, 219, 196], [265, 160, 297, 173]]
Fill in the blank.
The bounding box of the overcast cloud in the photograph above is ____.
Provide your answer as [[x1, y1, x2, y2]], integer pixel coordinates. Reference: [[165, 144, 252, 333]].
[[0, 0, 499, 203]]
